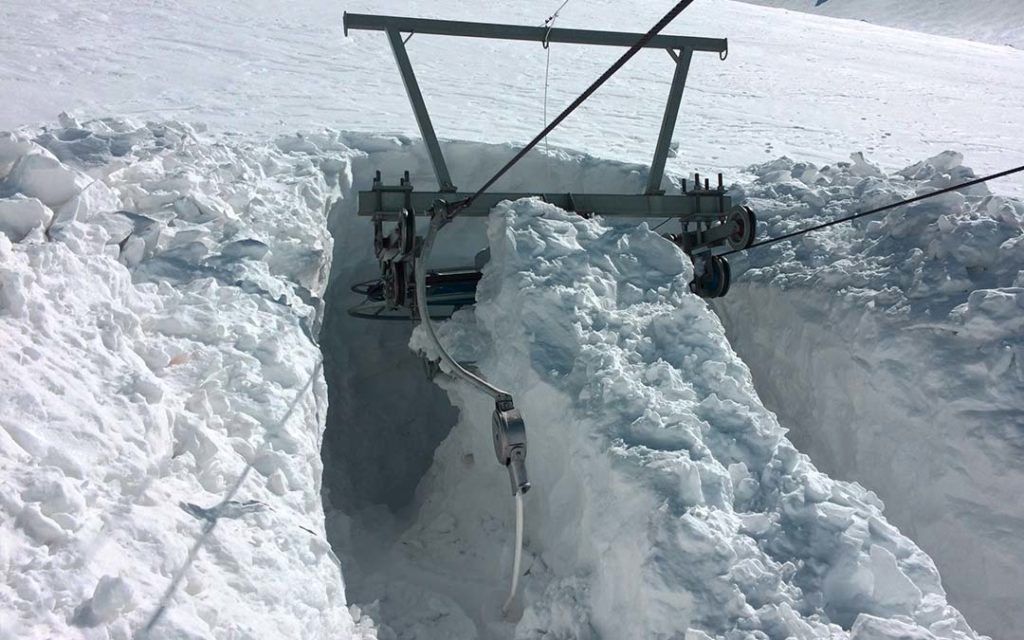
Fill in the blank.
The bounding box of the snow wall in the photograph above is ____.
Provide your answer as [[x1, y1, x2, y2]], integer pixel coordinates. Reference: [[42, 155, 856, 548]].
[[0, 121, 374, 638], [0, 118, 1010, 638], [320, 135, 990, 638], [714, 154, 1024, 636]]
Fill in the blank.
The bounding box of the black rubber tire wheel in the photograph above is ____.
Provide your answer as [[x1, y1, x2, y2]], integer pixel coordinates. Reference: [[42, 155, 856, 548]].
[[692, 255, 731, 299], [397, 208, 416, 257], [719, 257, 732, 297]]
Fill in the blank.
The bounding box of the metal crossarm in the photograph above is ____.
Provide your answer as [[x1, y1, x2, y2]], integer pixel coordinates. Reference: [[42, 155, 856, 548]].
[[385, 29, 456, 192], [647, 48, 693, 195], [343, 13, 727, 53], [359, 190, 733, 221]]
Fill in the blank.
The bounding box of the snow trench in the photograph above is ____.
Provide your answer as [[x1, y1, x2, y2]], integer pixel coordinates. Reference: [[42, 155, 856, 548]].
[[0, 118, 1004, 638], [714, 154, 1024, 636], [318, 134, 653, 514], [318, 136, 987, 638]]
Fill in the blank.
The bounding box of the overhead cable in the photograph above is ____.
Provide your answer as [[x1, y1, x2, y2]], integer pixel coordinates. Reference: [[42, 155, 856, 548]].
[[723, 164, 1024, 256]]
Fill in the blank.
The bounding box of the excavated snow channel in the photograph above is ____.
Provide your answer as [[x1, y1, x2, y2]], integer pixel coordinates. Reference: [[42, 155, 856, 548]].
[[0, 118, 1000, 638], [318, 136, 659, 636], [318, 136, 985, 639]]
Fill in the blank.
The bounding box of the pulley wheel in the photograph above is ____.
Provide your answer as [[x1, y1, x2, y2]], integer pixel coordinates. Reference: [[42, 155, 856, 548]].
[[397, 208, 416, 258], [689, 255, 731, 299], [373, 218, 385, 259], [382, 261, 408, 309], [725, 206, 757, 251]]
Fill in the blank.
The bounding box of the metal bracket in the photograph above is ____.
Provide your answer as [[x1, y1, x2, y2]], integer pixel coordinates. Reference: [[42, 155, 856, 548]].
[[647, 48, 693, 195], [385, 29, 457, 193], [492, 399, 530, 496]]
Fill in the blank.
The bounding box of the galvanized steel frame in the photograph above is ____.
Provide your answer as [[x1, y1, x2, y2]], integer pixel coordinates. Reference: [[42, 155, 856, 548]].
[[343, 12, 727, 198]]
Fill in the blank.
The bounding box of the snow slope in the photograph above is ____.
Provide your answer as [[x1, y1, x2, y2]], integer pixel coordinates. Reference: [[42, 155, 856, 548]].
[[1, 0, 1022, 197], [0, 120, 375, 638], [737, 0, 1024, 49]]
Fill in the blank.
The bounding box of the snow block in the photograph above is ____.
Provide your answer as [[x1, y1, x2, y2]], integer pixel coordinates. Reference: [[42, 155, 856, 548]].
[[4, 150, 89, 207], [0, 131, 36, 178], [0, 196, 53, 242], [72, 576, 134, 627]]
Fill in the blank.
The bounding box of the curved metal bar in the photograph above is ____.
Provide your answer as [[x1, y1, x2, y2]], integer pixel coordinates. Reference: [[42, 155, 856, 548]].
[[415, 213, 508, 400]]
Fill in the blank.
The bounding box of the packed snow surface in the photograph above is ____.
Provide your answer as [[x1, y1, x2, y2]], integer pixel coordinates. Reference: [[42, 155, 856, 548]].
[[1, 0, 1022, 197], [737, 0, 1024, 49]]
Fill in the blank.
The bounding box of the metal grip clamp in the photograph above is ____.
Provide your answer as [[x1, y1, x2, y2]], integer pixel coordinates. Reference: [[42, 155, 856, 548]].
[[492, 395, 530, 496]]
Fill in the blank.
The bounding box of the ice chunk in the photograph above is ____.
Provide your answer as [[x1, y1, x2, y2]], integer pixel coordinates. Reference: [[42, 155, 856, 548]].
[[4, 151, 89, 207], [72, 576, 134, 627], [0, 132, 36, 177], [221, 238, 270, 261], [957, 288, 1024, 340], [868, 544, 923, 612], [0, 196, 53, 242], [899, 151, 964, 180], [851, 614, 936, 640], [850, 152, 884, 178], [16, 504, 67, 545]]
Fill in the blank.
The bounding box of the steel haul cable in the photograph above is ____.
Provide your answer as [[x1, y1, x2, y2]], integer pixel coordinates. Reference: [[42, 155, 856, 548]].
[[453, 0, 698, 215], [541, 0, 573, 158], [722, 164, 1024, 256]]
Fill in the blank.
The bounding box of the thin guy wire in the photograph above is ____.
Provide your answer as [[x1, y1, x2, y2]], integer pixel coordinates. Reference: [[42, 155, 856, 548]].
[[140, 360, 323, 636]]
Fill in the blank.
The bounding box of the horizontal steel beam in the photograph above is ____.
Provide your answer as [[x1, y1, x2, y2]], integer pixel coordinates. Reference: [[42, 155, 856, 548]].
[[358, 191, 732, 219], [344, 13, 728, 54]]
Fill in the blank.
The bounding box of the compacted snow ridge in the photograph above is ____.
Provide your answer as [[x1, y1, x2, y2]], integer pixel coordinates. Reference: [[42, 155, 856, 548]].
[[0, 120, 376, 638], [715, 151, 1024, 636]]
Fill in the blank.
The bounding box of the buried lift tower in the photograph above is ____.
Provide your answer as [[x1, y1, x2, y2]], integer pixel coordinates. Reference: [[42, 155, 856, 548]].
[[343, 11, 757, 322], [342, 3, 1024, 620], [341, 6, 754, 613]]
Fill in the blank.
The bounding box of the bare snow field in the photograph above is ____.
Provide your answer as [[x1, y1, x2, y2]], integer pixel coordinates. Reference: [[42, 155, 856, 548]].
[[1, 0, 1022, 197], [737, 0, 1024, 50], [1, 0, 1023, 638]]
